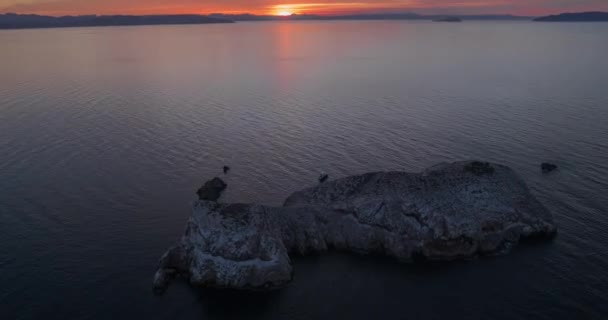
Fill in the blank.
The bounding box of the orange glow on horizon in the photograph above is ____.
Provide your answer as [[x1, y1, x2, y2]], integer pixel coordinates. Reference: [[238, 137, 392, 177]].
[[1, 1, 608, 17], [1, 2, 421, 16], [268, 3, 378, 16], [273, 5, 296, 16], [275, 10, 293, 16]]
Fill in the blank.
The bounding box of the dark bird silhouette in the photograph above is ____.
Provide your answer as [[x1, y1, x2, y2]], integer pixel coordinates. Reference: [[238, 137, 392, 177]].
[[223, 166, 231, 174]]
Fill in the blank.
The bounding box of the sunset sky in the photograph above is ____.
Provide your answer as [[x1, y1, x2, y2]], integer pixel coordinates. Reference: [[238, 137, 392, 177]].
[[1, 0, 608, 17]]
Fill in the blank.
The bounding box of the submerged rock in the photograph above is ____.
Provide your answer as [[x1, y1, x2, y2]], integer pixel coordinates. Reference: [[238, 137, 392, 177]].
[[196, 177, 227, 201], [155, 161, 556, 292], [318, 173, 329, 183], [541, 163, 558, 173]]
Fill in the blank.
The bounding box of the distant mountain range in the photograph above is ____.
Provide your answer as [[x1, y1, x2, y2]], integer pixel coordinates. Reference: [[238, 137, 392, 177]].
[[0, 12, 532, 29], [209, 13, 532, 22], [0, 13, 233, 29], [2, 11, 607, 30], [534, 12, 608, 22]]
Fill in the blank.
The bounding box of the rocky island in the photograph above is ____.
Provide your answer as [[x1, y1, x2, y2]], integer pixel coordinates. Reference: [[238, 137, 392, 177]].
[[154, 161, 556, 292]]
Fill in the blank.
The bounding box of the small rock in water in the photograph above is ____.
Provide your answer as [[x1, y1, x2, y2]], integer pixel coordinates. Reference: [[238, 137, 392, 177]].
[[223, 166, 231, 174], [196, 177, 227, 201], [318, 173, 329, 183], [541, 163, 558, 173]]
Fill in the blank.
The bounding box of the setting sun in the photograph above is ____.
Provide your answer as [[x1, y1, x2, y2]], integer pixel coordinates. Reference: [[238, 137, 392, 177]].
[[276, 10, 293, 16], [273, 5, 297, 16]]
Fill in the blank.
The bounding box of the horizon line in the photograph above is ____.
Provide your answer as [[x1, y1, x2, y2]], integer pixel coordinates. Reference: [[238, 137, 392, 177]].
[[0, 11, 547, 18]]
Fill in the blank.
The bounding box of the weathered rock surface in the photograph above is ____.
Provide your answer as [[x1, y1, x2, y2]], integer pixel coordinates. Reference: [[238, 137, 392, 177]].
[[154, 161, 556, 292]]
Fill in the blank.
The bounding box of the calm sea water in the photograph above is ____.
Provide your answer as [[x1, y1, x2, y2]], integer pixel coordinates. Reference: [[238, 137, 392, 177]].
[[1, 21, 608, 319]]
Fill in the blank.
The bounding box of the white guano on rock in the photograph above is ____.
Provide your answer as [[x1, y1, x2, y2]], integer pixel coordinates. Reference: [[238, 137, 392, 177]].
[[154, 161, 557, 292]]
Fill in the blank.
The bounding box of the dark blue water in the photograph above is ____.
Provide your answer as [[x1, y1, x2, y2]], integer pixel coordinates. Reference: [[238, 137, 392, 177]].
[[1, 21, 608, 319]]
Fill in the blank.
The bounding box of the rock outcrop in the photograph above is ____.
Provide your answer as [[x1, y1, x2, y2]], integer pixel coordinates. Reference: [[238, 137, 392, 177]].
[[154, 161, 556, 292], [196, 177, 227, 201]]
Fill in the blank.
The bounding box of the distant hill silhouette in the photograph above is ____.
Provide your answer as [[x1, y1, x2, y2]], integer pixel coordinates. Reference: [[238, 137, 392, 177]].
[[210, 13, 531, 22], [0, 13, 233, 29], [433, 17, 463, 22], [208, 13, 426, 21], [0, 12, 536, 29], [534, 12, 608, 22], [445, 15, 529, 21]]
